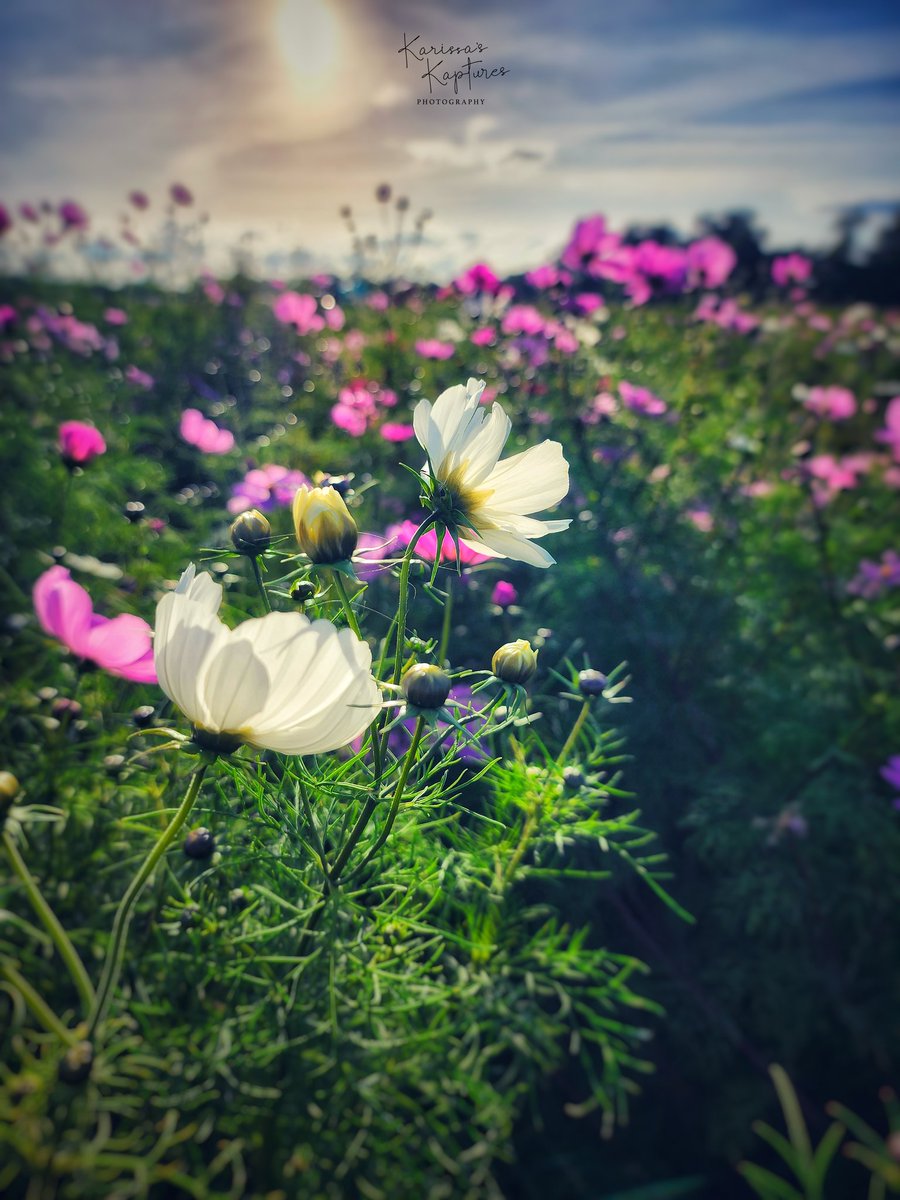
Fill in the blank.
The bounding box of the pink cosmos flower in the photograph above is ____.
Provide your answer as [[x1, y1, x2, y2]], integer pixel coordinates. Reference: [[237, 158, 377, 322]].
[[501, 305, 546, 336], [0, 304, 17, 329], [875, 396, 900, 461], [170, 183, 193, 206], [561, 215, 609, 271], [491, 580, 518, 607], [179, 408, 235, 454], [366, 291, 390, 311], [772, 253, 812, 287], [387, 519, 490, 565], [686, 237, 737, 289], [124, 365, 154, 390], [470, 327, 496, 347], [228, 464, 310, 514], [526, 265, 566, 289], [103, 307, 128, 326], [414, 339, 455, 359], [59, 201, 88, 231], [802, 386, 856, 421], [380, 423, 415, 442], [582, 392, 618, 424], [454, 262, 501, 296], [273, 291, 325, 334], [33, 566, 156, 683], [619, 381, 667, 417], [59, 421, 106, 465]]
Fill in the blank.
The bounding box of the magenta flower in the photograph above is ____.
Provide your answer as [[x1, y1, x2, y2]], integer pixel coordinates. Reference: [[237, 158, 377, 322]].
[[170, 183, 193, 206], [414, 339, 455, 360], [772, 253, 812, 287], [686, 237, 737, 289], [228, 464, 310, 514], [33, 566, 156, 683], [103, 307, 128, 326], [847, 550, 900, 599], [273, 291, 325, 334], [0, 304, 17, 329], [880, 756, 900, 792], [129, 190, 150, 210], [388, 519, 489, 565], [380, 422, 415, 442], [501, 305, 546, 336], [526, 265, 567, 289], [454, 262, 501, 296], [180, 408, 235, 455], [802, 386, 856, 421], [59, 201, 89, 231], [561, 215, 610, 270], [470, 327, 496, 347], [124, 365, 154, 390], [491, 580, 518, 607], [59, 420, 106, 466], [619, 381, 667, 417], [875, 396, 900, 461]]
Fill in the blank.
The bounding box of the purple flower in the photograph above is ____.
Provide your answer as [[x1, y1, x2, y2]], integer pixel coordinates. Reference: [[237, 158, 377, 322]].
[[879, 756, 900, 792], [59, 201, 89, 231], [228, 464, 309, 514], [847, 551, 900, 599]]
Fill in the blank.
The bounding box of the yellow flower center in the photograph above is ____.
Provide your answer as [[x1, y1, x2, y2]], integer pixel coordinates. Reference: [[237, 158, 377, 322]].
[[440, 462, 494, 525]]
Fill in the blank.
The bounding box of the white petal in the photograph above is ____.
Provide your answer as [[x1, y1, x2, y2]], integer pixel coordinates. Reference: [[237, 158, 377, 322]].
[[460, 528, 557, 568], [482, 440, 569, 514], [460, 402, 511, 484], [154, 591, 225, 725], [201, 637, 271, 732]]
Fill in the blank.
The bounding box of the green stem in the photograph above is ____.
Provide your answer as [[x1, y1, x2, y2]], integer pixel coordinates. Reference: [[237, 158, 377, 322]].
[[350, 717, 425, 878], [88, 762, 210, 1036], [391, 518, 434, 687], [297, 776, 330, 884], [1, 963, 79, 1046], [557, 699, 591, 765], [3, 830, 95, 1015], [332, 571, 361, 638], [251, 556, 271, 613], [437, 578, 454, 666]]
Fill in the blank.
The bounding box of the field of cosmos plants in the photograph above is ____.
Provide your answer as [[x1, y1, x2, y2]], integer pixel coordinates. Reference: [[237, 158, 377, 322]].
[[0, 189, 899, 1200]]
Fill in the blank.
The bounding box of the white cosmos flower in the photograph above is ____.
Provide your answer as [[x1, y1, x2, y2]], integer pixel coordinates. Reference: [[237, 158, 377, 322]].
[[413, 377, 571, 568], [154, 565, 381, 755]]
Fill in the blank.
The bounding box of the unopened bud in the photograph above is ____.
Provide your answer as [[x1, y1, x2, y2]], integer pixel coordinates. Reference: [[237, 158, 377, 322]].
[[563, 766, 585, 790], [230, 509, 271, 557], [290, 579, 317, 606], [492, 639, 537, 685], [184, 827, 216, 859], [578, 669, 607, 697], [292, 486, 358, 564], [401, 663, 452, 710], [58, 1041, 93, 1085]]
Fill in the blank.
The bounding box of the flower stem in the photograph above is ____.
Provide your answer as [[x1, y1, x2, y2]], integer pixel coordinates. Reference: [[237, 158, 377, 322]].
[[350, 716, 425, 879], [2, 830, 95, 1015], [1, 962, 79, 1046], [251, 556, 271, 613], [391, 517, 434, 687], [557, 699, 591, 765], [437, 579, 454, 666], [88, 761, 210, 1036], [332, 571, 361, 638]]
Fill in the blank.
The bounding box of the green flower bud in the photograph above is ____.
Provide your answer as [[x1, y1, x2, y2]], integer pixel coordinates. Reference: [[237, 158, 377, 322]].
[[292, 486, 358, 564], [230, 509, 272, 557], [401, 663, 452, 710], [491, 639, 538, 685], [578, 669, 607, 697]]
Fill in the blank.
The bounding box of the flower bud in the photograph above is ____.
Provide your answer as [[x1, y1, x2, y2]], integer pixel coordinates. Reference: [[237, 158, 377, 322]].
[[0, 771, 21, 802], [563, 766, 585, 790], [290, 579, 318, 606], [292, 486, 358, 565], [401, 663, 452, 710], [578, 669, 607, 697], [184, 827, 215, 860], [230, 508, 271, 557], [132, 704, 156, 727], [492, 639, 537, 685]]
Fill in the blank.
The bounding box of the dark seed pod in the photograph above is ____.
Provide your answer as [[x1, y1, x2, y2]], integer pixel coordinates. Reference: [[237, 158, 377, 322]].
[[132, 705, 156, 727], [58, 1041, 93, 1085], [563, 766, 586, 790], [184, 827, 215, 859], [123, 501, 145, 523]]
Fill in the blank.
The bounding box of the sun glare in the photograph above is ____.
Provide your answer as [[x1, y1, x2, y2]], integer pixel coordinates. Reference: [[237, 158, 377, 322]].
[[273, 0, 344, 97]]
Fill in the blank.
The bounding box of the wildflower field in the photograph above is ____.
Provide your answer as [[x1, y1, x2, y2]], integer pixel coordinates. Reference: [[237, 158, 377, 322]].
[[1, 203, 899, 1200]]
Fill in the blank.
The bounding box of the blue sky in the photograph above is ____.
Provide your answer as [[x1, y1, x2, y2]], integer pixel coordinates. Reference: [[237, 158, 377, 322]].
[[1, 0, 899, 277]]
